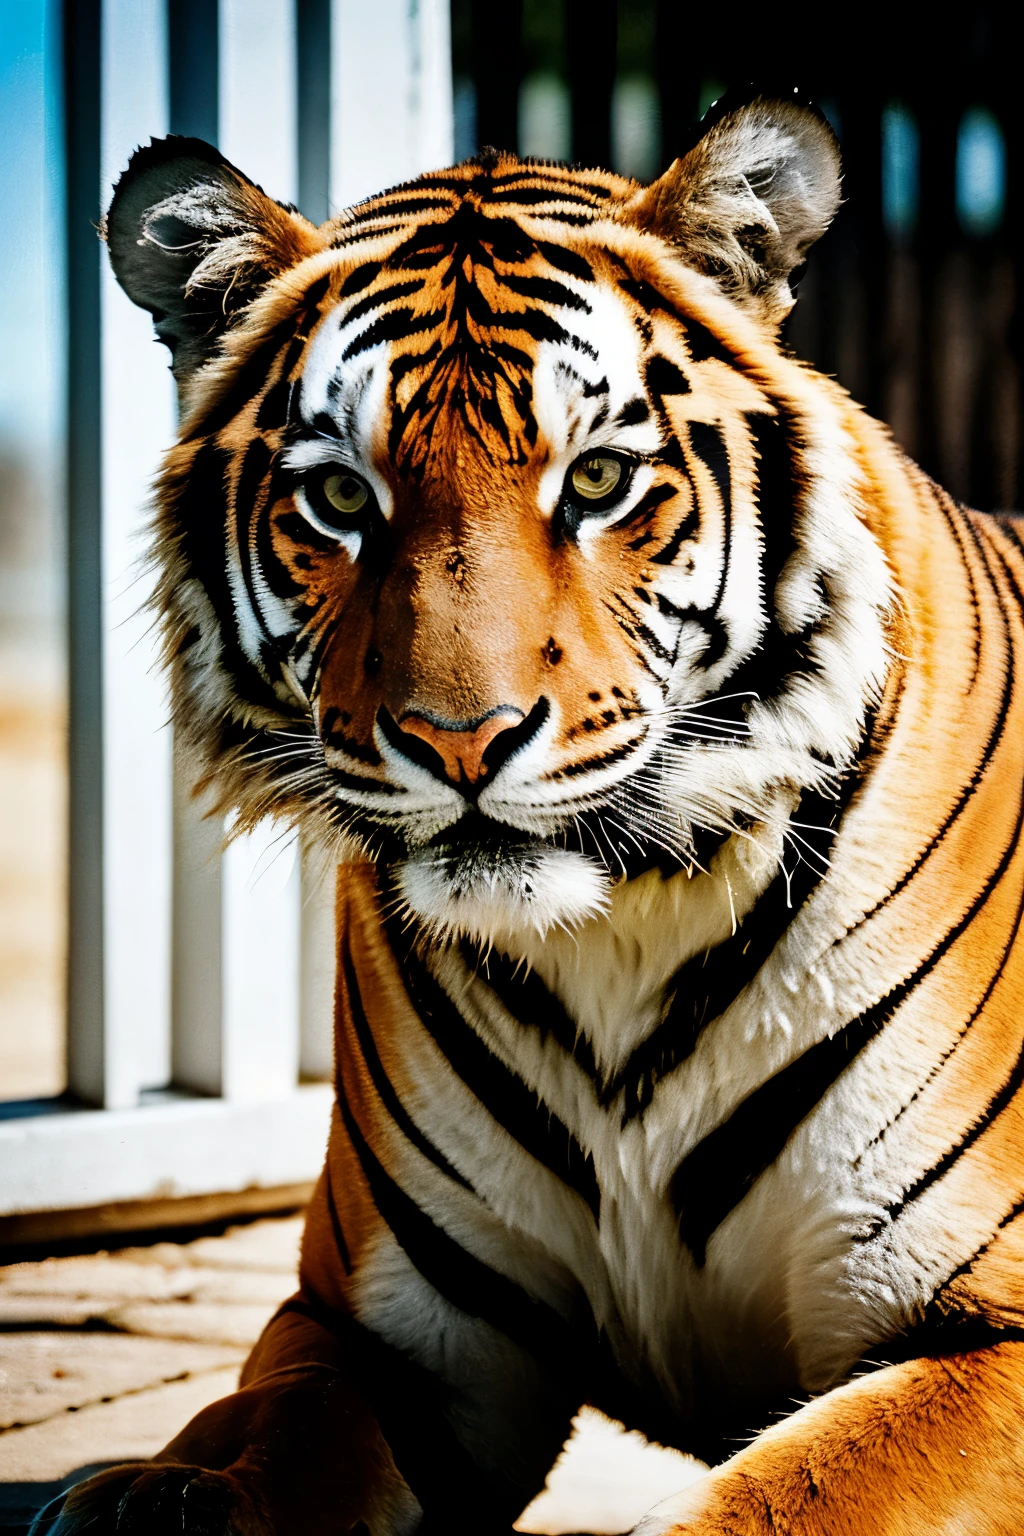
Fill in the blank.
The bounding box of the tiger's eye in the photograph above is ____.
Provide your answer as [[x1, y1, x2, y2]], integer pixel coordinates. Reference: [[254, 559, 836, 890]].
[[323, 472, 369, 515], [571, 455, 623, 501]]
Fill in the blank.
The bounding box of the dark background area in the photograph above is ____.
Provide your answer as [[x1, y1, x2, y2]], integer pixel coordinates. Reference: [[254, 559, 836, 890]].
[[452, 1, 1022, 513]]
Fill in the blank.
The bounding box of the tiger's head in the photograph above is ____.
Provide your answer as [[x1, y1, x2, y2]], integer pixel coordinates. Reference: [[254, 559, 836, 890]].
[[107, 98, 892, 945]]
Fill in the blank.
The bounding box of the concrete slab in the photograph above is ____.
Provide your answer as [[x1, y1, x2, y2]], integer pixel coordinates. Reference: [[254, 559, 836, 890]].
[[0, 1334, 244, 1430], [0, 1366, 241, 1481], [104, 1300, 277, 1347], [0, 1215, 708, 1533], [179, 1216, 303, 1273], [0, 1256, 208, 1303]]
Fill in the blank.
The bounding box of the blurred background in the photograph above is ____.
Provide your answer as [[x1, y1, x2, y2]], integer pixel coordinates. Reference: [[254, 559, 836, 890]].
[[0, 0, 1019, 1222]]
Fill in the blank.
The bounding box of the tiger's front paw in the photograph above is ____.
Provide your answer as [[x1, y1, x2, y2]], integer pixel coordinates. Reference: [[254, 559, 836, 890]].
[[30, 1462, 273, 1535]]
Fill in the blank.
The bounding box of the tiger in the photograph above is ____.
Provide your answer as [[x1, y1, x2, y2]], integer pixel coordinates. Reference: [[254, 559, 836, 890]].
[[41, 95, 1024, 1534]]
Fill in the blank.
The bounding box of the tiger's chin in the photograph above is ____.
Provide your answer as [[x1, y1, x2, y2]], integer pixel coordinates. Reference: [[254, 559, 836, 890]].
[[394, 834, 612, 945]]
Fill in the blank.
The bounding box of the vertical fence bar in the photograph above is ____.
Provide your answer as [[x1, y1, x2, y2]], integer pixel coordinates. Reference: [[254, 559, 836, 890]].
[[654, 2, 702, 166], [168, 0, 218, 143], [65, 0, 105, 1107], [566, 0, 615, 168], [167, 0, 223, 1097], [217, 0, 303, 1103], [296, 0, 337, 1085], [221, 821, 301, 1101], [469, 0, 522, 154], [98, 0, 175, 1108], [914, 94, 960, 495], [171, 748, 223, 1096], [298, 0, 332, 225], [331, 0, 454, 211], [841, 94, 887, 423], [299, 847, 335, 1081], [220, 0, 297, 196]]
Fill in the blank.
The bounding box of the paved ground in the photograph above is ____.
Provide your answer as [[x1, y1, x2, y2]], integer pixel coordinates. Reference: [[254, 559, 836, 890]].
[[0, 1214, 704, 1533]]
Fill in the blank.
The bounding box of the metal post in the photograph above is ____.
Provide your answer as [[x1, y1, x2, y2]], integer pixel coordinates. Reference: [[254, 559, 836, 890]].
[[65, 0, 105, 1107]]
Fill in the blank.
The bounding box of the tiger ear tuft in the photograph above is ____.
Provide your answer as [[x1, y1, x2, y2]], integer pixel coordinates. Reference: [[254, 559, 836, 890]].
[[626, 97, 841, 327], [104, 135, 324, 387]]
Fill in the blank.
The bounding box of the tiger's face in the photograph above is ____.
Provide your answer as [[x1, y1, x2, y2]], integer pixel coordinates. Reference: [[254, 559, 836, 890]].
[[108, 101, 892, 941]]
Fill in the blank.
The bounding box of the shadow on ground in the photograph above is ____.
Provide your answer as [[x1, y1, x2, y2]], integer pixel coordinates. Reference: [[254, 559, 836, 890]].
[[0, 1463, 116, 1533]]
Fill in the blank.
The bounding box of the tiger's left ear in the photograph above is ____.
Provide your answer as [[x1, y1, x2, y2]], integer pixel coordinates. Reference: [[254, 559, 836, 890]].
[[626, 96, 841, 327], [104, 135, 325, 391]]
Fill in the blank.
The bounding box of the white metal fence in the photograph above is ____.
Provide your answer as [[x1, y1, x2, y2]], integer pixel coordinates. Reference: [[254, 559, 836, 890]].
[[0, 0, 453, 1235]]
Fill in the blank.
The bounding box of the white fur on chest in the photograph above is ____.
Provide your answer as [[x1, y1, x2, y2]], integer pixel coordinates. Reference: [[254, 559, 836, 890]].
[[455, 818, 934, 1414]]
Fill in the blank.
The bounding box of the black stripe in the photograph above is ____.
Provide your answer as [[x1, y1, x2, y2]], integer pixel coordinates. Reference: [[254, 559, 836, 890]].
[[872, 847, 1024, 1233], [699, 409, 802, 719], [646, 355, 691, 397], [558, 735, 644, 778], [687, 420, 732, 618], [340, 261, 383, 296], [610, 784, 843, 1125], [341, 277, 424, 329], [336, 1093, 585, 1366], [681, 318, 735, 366], [273, 508, 342, 554], [833, 509, 1014, 949], [649, 505, 699, 566], [625, 483, 678, 534], [331, 766, 398, 796], [331, 220, 408, 248], [172, 443, 281, 713], [234, 436, 276, 647], [498, 271, 592, 312], [993, 511, 1024, 559], [615, 397, 650, 427], [365, 194, 455, 216], [257, 463, 306, 601], [195, 293, 324, 438], [341, 938, 474, 1192], [671, 672, 1024, 1266], [460, 941, 603, 1089], [937, 493, 983, 693], [603, 596, 675, 665], [343, 303, 448, 361], [394, 941, 601, 1222], [936, 1194, 1024, 1297], [862, 541, 1024, 1231], [482, 182, 607, 207], [255, 378, 291, 430], [489, 172, 614, 199], [536, 242, 594, 282], [323, 1160, 352, 1274]]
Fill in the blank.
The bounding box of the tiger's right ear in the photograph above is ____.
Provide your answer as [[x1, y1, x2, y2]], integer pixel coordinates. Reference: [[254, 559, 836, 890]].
[[624, 97, 841, 328], [104, 136, 324, 386]]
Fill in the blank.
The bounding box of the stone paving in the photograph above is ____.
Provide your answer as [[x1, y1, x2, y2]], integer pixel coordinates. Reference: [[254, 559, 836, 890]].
[[0, 1214, 704, 1533]]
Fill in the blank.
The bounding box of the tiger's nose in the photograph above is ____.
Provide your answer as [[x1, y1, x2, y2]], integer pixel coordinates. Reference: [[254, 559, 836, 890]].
[[397, 708, 525, 786]]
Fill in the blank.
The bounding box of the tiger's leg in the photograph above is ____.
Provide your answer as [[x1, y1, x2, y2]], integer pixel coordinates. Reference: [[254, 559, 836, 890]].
[[634, 1339, 1024, 1536], [35, 1215, 581, 1536], [32, 1300, 422, 1536]]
